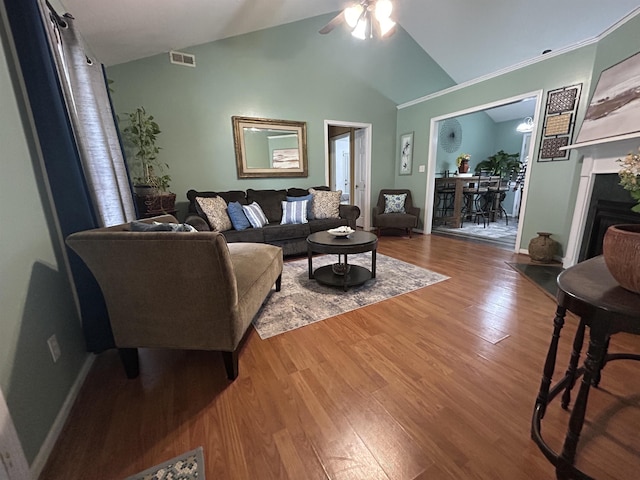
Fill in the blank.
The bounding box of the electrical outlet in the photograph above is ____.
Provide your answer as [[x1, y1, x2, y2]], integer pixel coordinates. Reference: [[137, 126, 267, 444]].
[[47, 335, 61, 363], [419, 165, 426, 173]]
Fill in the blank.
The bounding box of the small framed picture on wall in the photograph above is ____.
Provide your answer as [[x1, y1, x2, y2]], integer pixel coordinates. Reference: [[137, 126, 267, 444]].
[[399, 132, 414, 175]]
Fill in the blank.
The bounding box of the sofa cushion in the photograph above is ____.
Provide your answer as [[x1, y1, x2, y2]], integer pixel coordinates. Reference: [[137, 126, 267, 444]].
[[384, 193, 407, 213], [308, 218, 348, 233], [196, 196, 232, 232], [281, 199, 308, 225], [309, 188, 341, 219], [217, 191, 248, 205], [286, 193, 314, 220], [246, 189, 287, 223], [222, 227, 265, 243], [263, 223, 310, 242], [242, 202, 269, 228], [227, 201, 251, 231], [286, 186, 329, 197]]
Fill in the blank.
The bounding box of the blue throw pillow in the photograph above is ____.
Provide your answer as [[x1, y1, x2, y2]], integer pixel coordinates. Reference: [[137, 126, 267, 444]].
[[242, 202, 269, 228], [281, 200, 308, 225], [286, 193, 314, 220], [384, 193, 407, 213], [227, 201, 251, 231]]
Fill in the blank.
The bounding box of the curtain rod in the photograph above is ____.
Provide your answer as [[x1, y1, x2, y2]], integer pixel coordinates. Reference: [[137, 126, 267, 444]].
[[45, 0, 73, 27]]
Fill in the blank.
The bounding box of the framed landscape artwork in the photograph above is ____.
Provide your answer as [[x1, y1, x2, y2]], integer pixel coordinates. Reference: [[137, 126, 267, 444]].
[[399, 132, 413, 175], [576, 50, 640, 144]]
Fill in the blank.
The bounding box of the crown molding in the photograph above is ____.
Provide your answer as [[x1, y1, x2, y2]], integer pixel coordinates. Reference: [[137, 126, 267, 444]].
[[398, 6, 640, 110]]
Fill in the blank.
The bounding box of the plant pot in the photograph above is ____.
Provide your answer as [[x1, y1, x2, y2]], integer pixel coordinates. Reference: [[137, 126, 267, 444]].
[[602, 224, 640, 294], [133, 184, 158, 196], [528, 232, 558, 263], [134, 192, 176, 217], [458, 160, 470, 174]]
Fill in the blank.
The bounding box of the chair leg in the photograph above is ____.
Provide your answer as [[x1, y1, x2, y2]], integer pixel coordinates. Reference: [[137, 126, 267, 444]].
[[222, 350, 239, 380], [118, 348, 139, 379], [408, 228, 412, 238], [275, 273, 282, 292]]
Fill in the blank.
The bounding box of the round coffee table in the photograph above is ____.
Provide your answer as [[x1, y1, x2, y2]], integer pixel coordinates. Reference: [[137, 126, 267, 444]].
[[307, 230, 378, 291]]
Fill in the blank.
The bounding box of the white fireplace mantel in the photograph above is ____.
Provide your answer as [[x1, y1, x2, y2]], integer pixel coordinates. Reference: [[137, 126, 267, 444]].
[[563, 132, 640, 268]]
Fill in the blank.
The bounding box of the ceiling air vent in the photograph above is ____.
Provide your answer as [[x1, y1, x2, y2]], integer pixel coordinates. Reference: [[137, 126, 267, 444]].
[[169, 50, 196, 67]]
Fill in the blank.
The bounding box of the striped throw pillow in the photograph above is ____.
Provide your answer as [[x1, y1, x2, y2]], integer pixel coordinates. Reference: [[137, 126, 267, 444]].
[[281, 200, 308, 225], [242, 202, 269, 228]]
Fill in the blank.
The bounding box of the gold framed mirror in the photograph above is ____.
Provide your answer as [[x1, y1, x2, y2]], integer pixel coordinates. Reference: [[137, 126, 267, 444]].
[[232, 116, 308, 178]]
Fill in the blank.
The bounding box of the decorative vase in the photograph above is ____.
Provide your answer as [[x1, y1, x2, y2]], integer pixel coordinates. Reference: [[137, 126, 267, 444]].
[[458, 159, 470, 174], [528, 232, 558, 263], [602, 224, 640, 294]]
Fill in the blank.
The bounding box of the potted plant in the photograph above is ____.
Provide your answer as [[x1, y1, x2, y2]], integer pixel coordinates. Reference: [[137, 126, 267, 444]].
[[122, 107, 175, 214], [475, 150, 521, 176], [456, 153, 471, 173]]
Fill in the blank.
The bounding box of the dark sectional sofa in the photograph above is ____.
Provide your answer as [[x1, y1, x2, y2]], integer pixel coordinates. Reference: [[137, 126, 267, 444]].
[[185, 187, 360, 256]]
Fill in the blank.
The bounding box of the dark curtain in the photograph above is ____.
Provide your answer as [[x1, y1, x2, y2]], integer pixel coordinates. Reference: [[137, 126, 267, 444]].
[[4, 0, 135, 352]]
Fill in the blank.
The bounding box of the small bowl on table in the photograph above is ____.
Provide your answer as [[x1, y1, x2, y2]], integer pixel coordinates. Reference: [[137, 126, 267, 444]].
[[327, 227, 355, 238]]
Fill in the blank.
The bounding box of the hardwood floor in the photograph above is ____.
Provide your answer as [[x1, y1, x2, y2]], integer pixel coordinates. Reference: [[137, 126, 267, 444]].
[[40, 234, 640, 480]]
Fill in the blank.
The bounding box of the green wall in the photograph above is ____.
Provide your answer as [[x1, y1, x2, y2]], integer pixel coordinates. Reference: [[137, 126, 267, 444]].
[[107, 13, 454, 218], [0, 13, 89, 465], [396, 44, 599, 252]]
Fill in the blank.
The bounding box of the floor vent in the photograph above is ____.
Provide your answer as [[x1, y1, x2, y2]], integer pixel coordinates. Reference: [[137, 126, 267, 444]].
[[169, 50, 196, 67]]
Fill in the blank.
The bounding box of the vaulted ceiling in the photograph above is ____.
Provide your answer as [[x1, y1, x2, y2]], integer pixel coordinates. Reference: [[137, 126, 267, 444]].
[[61, 0, 639, 85]]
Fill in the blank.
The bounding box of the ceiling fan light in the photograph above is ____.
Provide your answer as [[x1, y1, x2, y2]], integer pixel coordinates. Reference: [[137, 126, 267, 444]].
[[345, 4, 364, 28], [375, 0, 393, 21], [378, 17, 396, 37], [351, 18, 367, 40]]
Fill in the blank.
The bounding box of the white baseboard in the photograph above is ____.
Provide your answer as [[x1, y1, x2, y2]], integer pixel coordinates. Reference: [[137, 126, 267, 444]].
[[29, 354, 95, 479]]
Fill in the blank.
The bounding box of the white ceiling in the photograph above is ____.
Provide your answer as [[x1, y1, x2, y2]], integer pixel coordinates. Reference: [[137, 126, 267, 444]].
[[60, 0, 639, 85]]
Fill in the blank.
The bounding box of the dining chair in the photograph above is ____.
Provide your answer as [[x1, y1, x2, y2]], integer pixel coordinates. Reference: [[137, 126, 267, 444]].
[[461, 171, 491, 227]]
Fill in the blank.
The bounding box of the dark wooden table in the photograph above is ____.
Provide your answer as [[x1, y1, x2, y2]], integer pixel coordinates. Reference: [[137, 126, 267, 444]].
[[307, 230, 377, 291], [531, 255, 640, 479]]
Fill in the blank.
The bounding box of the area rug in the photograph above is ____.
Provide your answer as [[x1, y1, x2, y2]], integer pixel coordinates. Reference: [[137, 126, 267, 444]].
[[507, 262, 563, 299], [252, 253, 449, 339], [125, 446, 204, 480]]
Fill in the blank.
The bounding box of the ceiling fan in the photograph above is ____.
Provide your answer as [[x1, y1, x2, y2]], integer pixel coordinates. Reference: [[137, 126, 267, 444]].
[[319, 0, 397, 40]]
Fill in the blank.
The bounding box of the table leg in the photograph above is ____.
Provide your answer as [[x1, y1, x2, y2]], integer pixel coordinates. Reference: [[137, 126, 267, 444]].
[[453, 180, 464, 228], [308, 248, 314, 279], [343, 254, 348, 291], [535, 305, 567, 421], [561, 319, 585, 409], [557, 323, 607, 479], [371, 249, 377, 278]]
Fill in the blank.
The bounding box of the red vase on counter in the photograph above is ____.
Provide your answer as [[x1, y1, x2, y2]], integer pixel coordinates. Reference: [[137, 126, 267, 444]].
[[458, 159, 470, 173]]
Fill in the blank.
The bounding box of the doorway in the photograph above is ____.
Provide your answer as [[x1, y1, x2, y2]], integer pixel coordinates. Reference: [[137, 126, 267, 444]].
[[324, 120, 372, 230], [425, 91, 542, 252]]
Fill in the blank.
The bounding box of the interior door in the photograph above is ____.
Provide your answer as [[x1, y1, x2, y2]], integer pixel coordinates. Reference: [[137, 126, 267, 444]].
[[354, 128, 366, 228], [329, 132, 351, 203]]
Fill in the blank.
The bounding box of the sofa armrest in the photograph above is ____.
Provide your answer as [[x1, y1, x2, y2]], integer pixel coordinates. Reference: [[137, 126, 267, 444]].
[[185, 215, 211, 231], [339, 204, 360, 230], [407, 206, 420, 217]]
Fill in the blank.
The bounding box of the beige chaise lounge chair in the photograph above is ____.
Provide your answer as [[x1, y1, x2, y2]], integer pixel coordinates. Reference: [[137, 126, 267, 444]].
[[66, 214, 283, 381]]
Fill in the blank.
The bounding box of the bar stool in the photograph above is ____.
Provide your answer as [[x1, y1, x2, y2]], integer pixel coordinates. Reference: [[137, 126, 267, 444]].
[[531, 255, 640, 479], [434, 170, 455, 224]]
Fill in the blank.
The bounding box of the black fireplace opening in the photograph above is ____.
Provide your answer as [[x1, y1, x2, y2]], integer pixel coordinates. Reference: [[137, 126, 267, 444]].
[[579, 173, 640, 261]]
